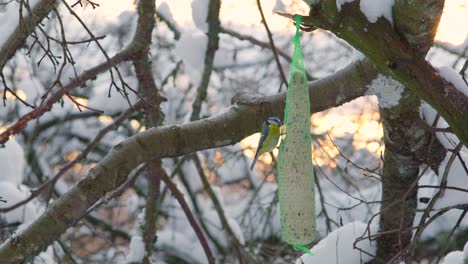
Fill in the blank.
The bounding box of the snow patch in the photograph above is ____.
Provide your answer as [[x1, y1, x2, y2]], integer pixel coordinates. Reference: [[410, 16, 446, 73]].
[[464, 241, 468, 263], [126, 236, 145, 263], [0, 138, 25, 185], [295, 222, 377, 264], [336, 0, 394, 25], [420, 102, 460, 149], [366, 74, 404, 108], [191, 0, 209, 32], [437, 66, 468, 97], [438, 240, 468, 264], [216, 146, 249, 183], [352, 49, 366, 61], [442, 251, 464, 264], [0, 181, 42, 224], [88, 76, 139, 113], [419, 103, 468, 209], [158, 229, 207, 263], [175, 30, 208, 84], [336, 0, 354, 12], [125, 192, 140, 215], [435, 151, 468, 209], [359, 0, 394, 25], [157, 2, 177, 26], [0, 0, 40, 48]]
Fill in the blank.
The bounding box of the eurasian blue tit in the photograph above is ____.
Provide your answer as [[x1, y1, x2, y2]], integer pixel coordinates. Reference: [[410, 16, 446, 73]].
[[250, 116, 283, 170]]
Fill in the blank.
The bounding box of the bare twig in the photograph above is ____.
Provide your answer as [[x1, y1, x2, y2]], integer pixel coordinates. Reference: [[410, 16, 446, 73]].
[[435, 210, 467, 263], [439, 143, 463, 197], [0, 49, 133, 145], [256, 0, 288, 88], [155, 9, 180, 40], [1, 72, 34, 108], [192, 154, 245, 255], [190, 0, 221, 121], [160, 167, 216, 264], [60, 0, 135, 106], [0, 100, 143, 213], [220, 27, 314, 81]]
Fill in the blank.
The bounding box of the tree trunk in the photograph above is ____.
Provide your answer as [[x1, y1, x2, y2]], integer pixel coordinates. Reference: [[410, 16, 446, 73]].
[[375, 93, 445, 263]]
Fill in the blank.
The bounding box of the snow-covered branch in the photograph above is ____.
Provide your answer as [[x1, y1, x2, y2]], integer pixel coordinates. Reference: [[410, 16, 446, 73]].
[[0, 0, 58, 71], [0, 58, 376, 261], [302, 0, 468, 146]]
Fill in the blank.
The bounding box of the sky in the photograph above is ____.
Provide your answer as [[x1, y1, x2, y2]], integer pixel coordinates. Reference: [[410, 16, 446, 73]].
[[88, 0, 467, 45]]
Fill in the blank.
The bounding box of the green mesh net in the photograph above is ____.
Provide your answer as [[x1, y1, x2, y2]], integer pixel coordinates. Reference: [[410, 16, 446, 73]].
[[277, 15, 315, 254]]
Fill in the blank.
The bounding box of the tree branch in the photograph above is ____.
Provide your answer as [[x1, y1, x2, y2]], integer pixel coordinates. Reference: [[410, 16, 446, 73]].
[[130, 0, 166, 262], [0, 58, 376, 261], [302, 0, 468, 146], [0, 49, 133, 145], [160, 167, 216, 264], [0, 0, 58, 72], [220, 27, 314, 80], [190, 0, 221, 121], [256, 0, 288, 88]]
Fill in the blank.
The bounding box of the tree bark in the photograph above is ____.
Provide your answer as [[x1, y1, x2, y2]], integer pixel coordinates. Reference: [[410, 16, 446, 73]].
[[300, 0, 451, 262], [302, 0, 468, 147], [376, 93, 445, 263]]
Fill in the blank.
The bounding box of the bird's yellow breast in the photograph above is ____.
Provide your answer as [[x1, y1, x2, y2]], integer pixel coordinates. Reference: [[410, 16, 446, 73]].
[[260, 124, 281, 153], [267, 124, 281, 139]]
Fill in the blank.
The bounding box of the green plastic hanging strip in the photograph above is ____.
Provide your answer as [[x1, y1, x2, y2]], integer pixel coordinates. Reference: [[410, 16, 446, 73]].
[[277, 14, 315, 255]]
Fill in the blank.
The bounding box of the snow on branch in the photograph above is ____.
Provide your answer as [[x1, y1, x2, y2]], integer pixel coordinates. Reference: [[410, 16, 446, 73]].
[[0, 58, 377, 261]]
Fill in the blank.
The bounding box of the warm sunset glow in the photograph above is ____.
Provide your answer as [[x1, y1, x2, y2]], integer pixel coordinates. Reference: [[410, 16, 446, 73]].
[[92, 0, 466, 45], [68, 96, 88, 109], [367, 142, 382, 153], [241, 98, 384, 169], [240, 132, 281, 169], [78, 0, 135, 21], [98, 115, 113, 125], [240, 133, 260, 159], [213, 150, 224, 166], [130, 119, 144, 130], [435, 0, 468, 45], [15, 89, 27, 101], [65, 150, 80, 161], [1, 89, 27, 101], [154, 0, 308, 31], [83, 0, 466, 55], [91, 0, 462, 170]]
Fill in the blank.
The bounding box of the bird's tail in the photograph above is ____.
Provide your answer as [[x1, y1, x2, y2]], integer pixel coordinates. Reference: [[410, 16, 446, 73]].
[[250, 158, 257, 171], [250, 151, 261, 170]]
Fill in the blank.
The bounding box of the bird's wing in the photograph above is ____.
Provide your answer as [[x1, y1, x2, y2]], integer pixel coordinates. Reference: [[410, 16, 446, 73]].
[[251, 124, 270, 170], [254, 124, 269, 159]]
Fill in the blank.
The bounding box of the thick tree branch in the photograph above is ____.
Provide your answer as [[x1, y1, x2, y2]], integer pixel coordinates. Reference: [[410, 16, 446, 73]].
[[393, 0, 444, 56], [0, 58, 376, 261], [302, 0, 468, 146], [376, 94, 444, 263], [131, 0, 165, 263]]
